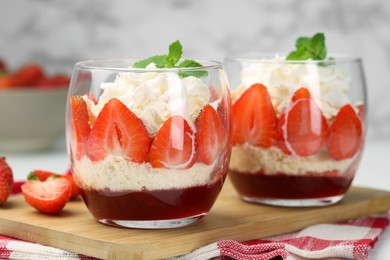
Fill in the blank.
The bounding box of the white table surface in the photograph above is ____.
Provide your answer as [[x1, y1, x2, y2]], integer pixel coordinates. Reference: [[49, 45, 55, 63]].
[[3, 137, 390, 258]]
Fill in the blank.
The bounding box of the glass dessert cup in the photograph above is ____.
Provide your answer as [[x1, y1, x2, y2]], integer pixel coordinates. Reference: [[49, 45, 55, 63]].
[[66, 60, 231, 228], [225, 53, 367, 207]]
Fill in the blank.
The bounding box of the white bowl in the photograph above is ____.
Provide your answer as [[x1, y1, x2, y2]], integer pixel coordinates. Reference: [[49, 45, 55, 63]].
[[0, 87, 68, 152]]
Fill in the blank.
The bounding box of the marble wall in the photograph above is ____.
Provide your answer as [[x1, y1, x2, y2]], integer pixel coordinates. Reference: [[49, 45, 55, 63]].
[[1, 0, 389, 139]]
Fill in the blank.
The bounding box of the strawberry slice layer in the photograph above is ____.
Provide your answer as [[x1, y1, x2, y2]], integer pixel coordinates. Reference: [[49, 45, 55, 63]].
[[150, 115, 196, 169], [69, 96, 91, 160], [195, 105, 226, 165], [232, 83, 277, 148], [87, 98, 150, 163], [277, 87, 328, 156], [327, 104, 363, 160], [21, 178, 72, 214]]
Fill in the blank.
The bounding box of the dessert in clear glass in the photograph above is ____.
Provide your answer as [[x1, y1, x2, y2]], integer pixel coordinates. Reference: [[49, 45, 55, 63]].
[[225, 53, 366, 207], [66, 58, 231, 228]]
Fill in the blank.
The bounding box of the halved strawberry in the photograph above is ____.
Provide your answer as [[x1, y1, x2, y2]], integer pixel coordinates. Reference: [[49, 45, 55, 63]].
[[150, 115, 196, 169], [69, 96, 91, 160], [195, 105, 226, 165], [21, 178, 72, 214], [27, 170, 80, 200], [327, 104, 363, 160], [0, 157, 13, 205], [277, 88, 328, 156], [87, 98, 150, 163], [232, 83, 277, 147]]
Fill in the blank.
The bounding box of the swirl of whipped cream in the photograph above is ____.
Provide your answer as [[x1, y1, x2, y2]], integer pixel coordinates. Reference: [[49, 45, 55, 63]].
[[86, 69, 210, 136], [232, 57, 351, 119]]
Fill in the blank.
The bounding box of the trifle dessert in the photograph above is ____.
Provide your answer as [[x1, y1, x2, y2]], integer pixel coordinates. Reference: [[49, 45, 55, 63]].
[[225, 33, 366, 206], [66, 41, 231, 228]]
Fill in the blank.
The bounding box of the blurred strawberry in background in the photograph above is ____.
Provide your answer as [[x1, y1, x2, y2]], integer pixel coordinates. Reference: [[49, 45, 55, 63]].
[[0, 57, 70, 89]]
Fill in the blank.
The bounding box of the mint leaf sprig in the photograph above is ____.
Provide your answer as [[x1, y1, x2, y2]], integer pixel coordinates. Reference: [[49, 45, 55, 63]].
[[133, 40, 208, 78], [286, 32, 328, 61]]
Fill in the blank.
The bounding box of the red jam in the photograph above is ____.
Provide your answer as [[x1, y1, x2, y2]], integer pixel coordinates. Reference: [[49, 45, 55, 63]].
[[229, 170, 354, 200], [81, 179, 224, 221]]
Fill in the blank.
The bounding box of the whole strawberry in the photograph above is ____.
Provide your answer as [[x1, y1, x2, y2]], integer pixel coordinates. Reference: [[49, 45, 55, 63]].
[[0, 157, 13, 205]]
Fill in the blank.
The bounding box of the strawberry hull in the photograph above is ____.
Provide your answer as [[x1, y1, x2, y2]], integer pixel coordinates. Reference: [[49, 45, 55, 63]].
[[80, 175, 225, 222]]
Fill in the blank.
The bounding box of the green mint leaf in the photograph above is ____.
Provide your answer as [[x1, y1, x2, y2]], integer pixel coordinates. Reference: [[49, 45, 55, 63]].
[[178, 59, 203, 68], [167, 40, 183, 67], [178, 70, 209, 78], [178, 59, 208, 78], [286, 50, 312, 60], [295, 37, 311, 49], [311, 33, 326, 60], [133, 40, 207, 78], [133, 55, 168, 68], [286, 32, 328, 61]]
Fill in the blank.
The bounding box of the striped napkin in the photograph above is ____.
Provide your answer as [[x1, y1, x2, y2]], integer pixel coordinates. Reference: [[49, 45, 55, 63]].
[[3, 181, 389, 260], [173, 213, 389, 260]]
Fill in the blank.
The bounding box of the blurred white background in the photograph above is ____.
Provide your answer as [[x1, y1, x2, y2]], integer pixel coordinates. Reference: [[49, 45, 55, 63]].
[[1, 0, 389, 139], [0, 1, 389, 256]]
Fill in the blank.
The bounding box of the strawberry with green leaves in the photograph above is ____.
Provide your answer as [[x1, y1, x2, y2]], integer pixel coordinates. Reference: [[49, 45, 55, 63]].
[[28, 170, 80, 200], [0, 157, 13, 205]]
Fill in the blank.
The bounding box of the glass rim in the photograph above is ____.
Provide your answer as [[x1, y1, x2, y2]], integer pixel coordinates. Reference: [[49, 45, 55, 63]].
[[225, 52, 362, 64], [74, 59, 223, 72]]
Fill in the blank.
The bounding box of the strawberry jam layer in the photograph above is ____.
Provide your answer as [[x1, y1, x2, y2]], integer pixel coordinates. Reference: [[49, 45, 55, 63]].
[[229, 170, 353, 200], [81, 180, 224, 221]]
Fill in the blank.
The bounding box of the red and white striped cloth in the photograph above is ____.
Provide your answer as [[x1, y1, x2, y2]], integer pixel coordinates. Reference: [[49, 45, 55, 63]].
[[173, 213, 389, 260], [4, 182, 389, 260]]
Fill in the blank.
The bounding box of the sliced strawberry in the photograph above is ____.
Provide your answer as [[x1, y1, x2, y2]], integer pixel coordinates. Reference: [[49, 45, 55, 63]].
[[0, 157, 13, 205], [69, 96, 91, 160], [327, 104, 363, 160], [150, 115, 196, 169], [85, 93, 97, 127], [277, 88, 328, 156], [195, 105, 226, 165], [292, 87, 311, 102], [357, 103, 365, 119], [232, 83, 277, 147], [87, 92, 98, 105], [21, 178, 72, 214], [87, 98, 150, 163]]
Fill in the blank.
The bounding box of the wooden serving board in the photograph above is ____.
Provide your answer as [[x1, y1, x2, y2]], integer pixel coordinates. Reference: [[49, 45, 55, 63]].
[[1, 179, 390, 260]]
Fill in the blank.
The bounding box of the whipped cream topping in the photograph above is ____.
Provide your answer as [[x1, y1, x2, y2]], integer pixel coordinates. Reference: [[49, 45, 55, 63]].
[[232, 56, 351, 119], [85, 70, 210, 136], [74, 155, 219, 191]]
